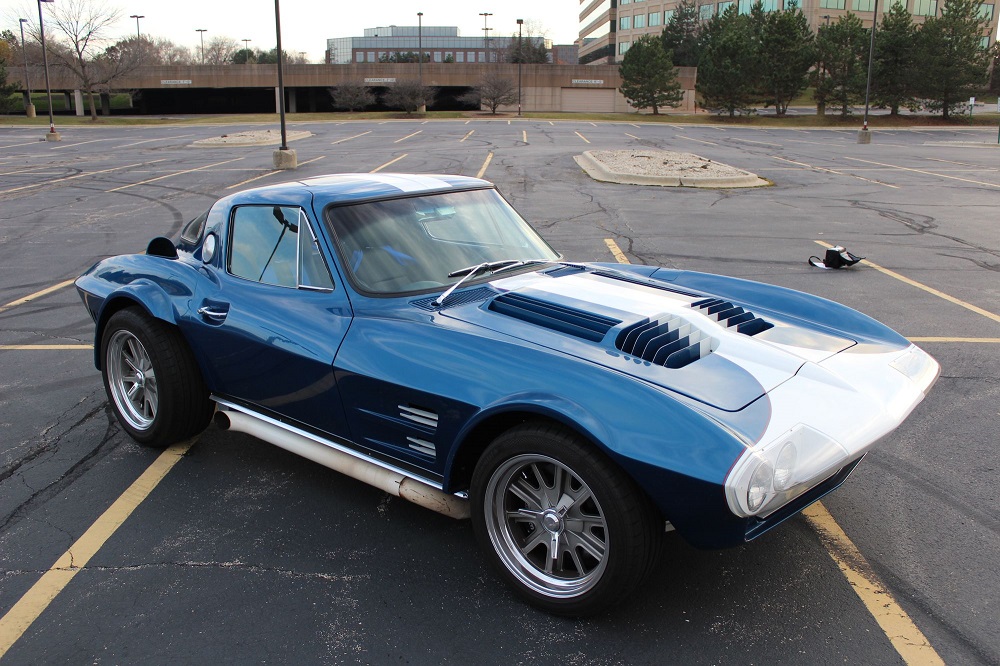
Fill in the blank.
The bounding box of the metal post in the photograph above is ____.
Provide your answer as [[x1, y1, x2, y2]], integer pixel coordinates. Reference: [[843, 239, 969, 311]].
[[243, 38, 252, 63], [272, 0, 295, 169], [517, 19, 523, 116], [130, 14, 144, 40], [19, 19, 34, 117], [859, 0, 879, 141], [37, 0, 59, 139], [197, 29, 207, 64], [418, 12, 423, 83], [479, 12, 492, 63]]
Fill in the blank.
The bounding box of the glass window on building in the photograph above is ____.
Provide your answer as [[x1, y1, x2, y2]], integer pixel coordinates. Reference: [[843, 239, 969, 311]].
[[619, 41, 632, 54], [456, 51, 464, 62], [367, 52, 375, 62], [620, 0, 631, 4], [981, 35, 992, 47], [853, 0, 875, 9], [664, 9, 675, 21], [355, 51, 364, 62], [819, 0, 846, 8], [634, 13, 647, 27], [738, 0, 754, 12], [718, 1, 734, 11], [700, 4, 715, 18], [478, 51, 485, 62], [620, 15, 632, 29], [913, 0, 936, 14], [649, 11, 662, 25], [978, 3, 994, 19], [760, 0, 779, 9], [434, 51, 442, 62]]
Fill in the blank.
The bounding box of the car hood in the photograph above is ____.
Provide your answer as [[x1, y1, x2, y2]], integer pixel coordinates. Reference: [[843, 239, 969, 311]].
[[441, 267, 857, 412]]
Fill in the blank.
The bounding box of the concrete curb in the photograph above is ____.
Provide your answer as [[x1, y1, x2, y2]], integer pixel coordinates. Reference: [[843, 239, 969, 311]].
[[575, 150, 768, 188], [192, 130, 312, 147]]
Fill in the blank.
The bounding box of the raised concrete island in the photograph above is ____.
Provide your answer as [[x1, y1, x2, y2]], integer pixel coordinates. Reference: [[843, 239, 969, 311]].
[[575, 149, 769, 188]]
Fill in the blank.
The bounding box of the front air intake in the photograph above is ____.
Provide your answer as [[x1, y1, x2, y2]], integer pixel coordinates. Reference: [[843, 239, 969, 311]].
[[488, 293, 621, 342], [615, 315, 718, 369]]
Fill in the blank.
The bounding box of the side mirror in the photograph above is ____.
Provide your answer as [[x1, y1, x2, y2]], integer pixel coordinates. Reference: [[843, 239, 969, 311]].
[[146, 237, 178, 259]]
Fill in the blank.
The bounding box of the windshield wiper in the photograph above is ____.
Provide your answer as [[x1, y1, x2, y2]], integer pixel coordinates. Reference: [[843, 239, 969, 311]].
[[433, 261, 513, 307]]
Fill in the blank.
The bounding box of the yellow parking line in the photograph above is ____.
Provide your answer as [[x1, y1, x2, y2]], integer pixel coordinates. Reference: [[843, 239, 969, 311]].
[[106, 158, 244, 193], [331, 131, 371, 145], [625, 133, 641, 140], [907, 337, 1000, 343], [50, 138, 117, 150], [575, 131, 591, 144], [0, 161, 163, 196], [476, 152, 494, 179], [0, 344, 92, 350], [460, 130, 475, 142], [815, 241, 1000, 325], [673, 135, 718, 147], [774, 156, 898, 189], [0, 439, 197, 659], [394, 130, 422, 144], [604, 238, 630, 264], [225, 156, 326, 190], [804, 503, 944, 666], [844, 157, 1000, 189], [370, 154, 407, 173], [0, 279, 76, 315]]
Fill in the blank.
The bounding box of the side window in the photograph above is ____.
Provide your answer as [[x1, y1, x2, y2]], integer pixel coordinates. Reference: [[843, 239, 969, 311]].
[[228, 205, 334, 290], [180, 209, 209, 244]]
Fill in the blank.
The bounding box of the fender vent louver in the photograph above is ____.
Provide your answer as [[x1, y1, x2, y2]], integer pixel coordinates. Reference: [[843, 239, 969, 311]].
[[399, 405, 437, 459], [411, 287, 495, 311], [615, 315, 718, 369], [488, 293, 621, 342], [690, 298, 773, 336]]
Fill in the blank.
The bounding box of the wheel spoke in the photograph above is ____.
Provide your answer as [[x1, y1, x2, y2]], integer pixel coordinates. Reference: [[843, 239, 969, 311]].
[[544, 533, 560, 574], [507, 509, 542, 525], [508, 477, 544, 512], [563, 528, 606, 563], [126, 382, 140, 401], [518, 529, 549, 559], [145, 385, 158, 417]]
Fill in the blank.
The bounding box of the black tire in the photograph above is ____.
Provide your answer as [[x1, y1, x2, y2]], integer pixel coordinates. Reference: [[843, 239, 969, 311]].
[[470, 421, 662, 616], [101, 307, 213, 447]]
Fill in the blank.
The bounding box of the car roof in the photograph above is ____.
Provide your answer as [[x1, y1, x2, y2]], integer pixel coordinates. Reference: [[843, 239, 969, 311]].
[[219, 173, 492, 210]]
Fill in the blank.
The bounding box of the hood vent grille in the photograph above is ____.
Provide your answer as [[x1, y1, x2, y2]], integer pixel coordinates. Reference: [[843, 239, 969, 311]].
[[412, 286, 495, 311], [690, 298, 773, 336], [615, 315, 718, 369], [489, 293, 621, 342]]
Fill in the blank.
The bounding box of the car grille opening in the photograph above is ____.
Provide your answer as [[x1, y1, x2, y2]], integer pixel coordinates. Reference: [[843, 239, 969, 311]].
[[488, 293, 621, 342], [690, 298, 773, 336], [615, 315, 718, 369]]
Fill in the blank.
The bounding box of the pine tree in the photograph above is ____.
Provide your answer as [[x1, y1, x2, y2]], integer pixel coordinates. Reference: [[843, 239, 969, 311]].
[[661, 0, 702, 67], [915, 0, 992, 119], [619, 35, 684, 114], [813, 13, 869, 117], [758, 6, 815, 116], [872, 1, 920, 115], [696, 6, 760, 117]]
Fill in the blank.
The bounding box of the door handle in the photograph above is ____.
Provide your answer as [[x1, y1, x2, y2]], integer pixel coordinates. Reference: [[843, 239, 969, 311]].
[[197, 305, 228, 321]]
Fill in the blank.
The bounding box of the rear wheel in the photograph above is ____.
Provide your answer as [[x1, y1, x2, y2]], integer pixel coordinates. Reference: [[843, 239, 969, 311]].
[[102, 308, 212, 447], [471, 421, 662, 616]]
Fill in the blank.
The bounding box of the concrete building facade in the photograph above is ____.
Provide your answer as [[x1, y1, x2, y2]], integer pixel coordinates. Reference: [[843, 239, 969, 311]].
[[326, 25, 550, 65], [579, 0, 998, 64]]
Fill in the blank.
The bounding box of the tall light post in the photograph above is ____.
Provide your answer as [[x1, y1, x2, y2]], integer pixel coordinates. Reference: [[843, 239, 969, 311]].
[[130, 14, 144, 40], [18, 18, 35, 118], [479, 12, 492, 63], [196, 28, 207, 64], [243, 38, 252, 63], [516, 18, 523, 116], [272, 0, 296, 169], [37, 0, 59, 140], [417, 12, 423, 83], [858, 0, 880, 143]]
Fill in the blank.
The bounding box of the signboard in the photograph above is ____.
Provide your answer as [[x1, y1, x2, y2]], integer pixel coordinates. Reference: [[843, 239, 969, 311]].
[[572, 79, 605, 85], [364, 78, 396, 84], [160, 80, 192, 85]]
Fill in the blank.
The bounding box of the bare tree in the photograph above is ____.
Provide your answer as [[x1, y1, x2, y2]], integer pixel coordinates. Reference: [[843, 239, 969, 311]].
[[42, 0, 126, 119], [202, 35, 240, 65], [330, 81, 374, 112], [460, 70, 517, 114], [383, 79, 434, 114]]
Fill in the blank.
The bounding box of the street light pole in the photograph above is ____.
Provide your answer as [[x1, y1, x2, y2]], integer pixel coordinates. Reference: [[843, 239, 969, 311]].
[[196, 29, 207, 64], [130, 14, 144, 40], [243, 38, 252, 63], [272, 0, 296, 169], [517, 18, 523, 116], [37, 0, 59, 140], [417, 12, 423, 84], [479, 12, 492, 63], [18, 18, 35, 118], [858, 0, 880, 142]]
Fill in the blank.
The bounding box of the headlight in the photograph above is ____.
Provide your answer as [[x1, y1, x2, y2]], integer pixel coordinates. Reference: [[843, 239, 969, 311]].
[[890, 346, 940, 394], [725, 425, 850, 518]]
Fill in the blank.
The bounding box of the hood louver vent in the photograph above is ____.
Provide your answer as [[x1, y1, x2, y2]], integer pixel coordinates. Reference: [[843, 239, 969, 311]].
[[489, 293, 621, 342], [690, 298, 773, 336], [412, 287, 495, 311], [615, 315, 718, 369]]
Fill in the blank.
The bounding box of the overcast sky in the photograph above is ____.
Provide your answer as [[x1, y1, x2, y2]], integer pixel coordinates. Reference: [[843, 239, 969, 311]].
[[61, 0, 582, 63]]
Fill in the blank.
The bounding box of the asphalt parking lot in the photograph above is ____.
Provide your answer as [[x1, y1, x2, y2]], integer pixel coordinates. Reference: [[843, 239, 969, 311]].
[[0, 117, 998, 664]]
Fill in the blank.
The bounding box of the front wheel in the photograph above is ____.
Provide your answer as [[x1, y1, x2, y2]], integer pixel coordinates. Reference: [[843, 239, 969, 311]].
[[471, 422, 662, 616], [101, 308, 212, 447]]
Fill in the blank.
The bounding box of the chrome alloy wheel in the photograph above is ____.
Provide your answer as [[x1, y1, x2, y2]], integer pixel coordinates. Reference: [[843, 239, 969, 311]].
[[484, 454, 609, 599], [106, 329, 158, 431]]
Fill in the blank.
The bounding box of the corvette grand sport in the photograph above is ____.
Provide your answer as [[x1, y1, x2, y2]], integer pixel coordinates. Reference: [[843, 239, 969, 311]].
[[76, 173, 939, 615]]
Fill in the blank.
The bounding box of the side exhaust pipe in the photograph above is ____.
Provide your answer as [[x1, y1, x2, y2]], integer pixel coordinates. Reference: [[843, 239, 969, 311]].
[[215, 409, 470, 520]]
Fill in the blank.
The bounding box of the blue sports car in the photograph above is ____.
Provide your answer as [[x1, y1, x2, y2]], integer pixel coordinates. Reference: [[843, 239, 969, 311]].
[[76, 174, 939, 615]]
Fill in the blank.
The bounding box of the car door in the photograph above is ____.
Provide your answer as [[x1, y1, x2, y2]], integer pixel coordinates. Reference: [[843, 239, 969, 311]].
[[180, 203, 353, 438]]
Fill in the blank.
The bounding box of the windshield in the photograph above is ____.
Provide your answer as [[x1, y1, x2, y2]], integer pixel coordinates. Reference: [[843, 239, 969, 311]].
[[324, 188, 558, 294]]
